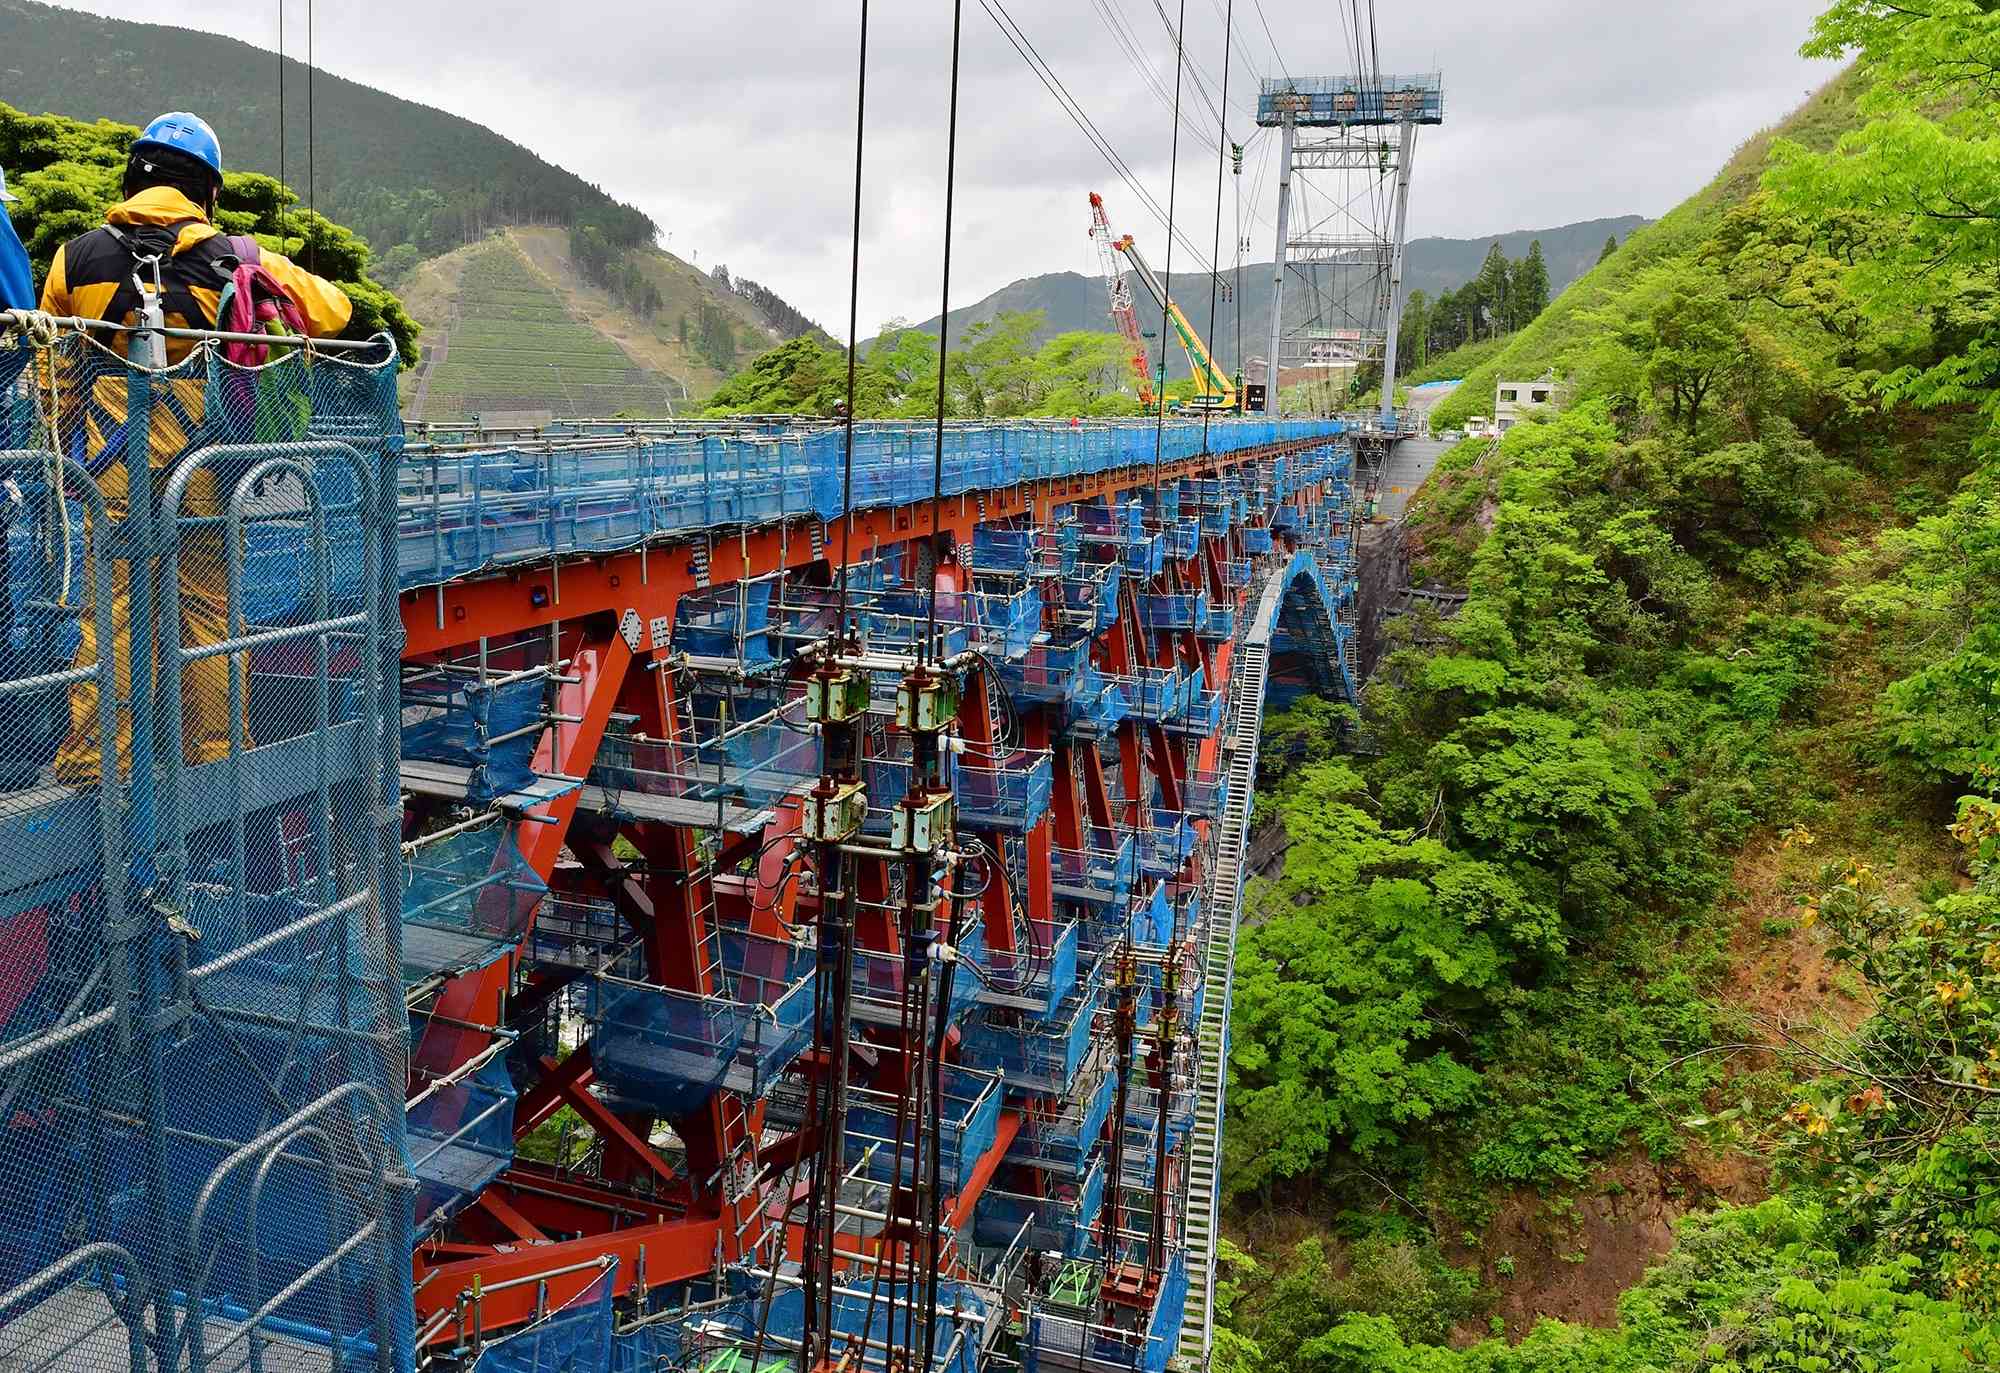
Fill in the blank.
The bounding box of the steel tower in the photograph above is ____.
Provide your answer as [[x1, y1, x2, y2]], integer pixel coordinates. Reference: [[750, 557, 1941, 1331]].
[[1256, 75, 1444, 423]]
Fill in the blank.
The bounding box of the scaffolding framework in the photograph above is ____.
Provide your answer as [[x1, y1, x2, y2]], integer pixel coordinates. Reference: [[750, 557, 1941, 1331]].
[[0, 313, 1371, 1373]]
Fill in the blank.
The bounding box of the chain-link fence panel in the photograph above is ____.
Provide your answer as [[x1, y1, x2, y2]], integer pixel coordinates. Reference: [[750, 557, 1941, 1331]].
[[0, 328, 412, 1373]]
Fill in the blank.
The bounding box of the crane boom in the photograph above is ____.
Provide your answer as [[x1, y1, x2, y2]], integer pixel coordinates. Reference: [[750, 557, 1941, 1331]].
[[1113, 230, 1238, 412], [1087, 192, 1156, 408]]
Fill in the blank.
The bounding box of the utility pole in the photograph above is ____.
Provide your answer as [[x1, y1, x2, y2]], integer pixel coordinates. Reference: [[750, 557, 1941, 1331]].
[[1266, 113, 1296, 417], [1378, 118, 1419, 426]]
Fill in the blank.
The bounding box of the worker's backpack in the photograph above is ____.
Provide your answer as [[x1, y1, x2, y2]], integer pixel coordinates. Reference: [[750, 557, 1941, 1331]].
[[208, 234, 313, 444], [213, 235, 309, 365]]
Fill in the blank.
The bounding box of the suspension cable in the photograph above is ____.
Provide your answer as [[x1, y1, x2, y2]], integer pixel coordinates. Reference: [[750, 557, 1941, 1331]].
[[1149, 0, 1190, 482], [922, 0, 969, 666], [306, 0, 316, 274], [276, 1, 287, 253], [834, 0, 873, 634], [1201, 0, 1237, 459]]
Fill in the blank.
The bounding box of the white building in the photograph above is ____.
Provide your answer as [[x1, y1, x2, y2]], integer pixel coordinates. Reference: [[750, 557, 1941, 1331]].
[[1494, 378, 1555, 431]]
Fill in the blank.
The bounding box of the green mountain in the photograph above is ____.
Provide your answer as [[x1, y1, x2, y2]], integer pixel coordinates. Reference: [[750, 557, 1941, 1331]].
[[0, 0, 654, 261], [1429, 82, 1862, 429], [879, 215, 1648, 379]]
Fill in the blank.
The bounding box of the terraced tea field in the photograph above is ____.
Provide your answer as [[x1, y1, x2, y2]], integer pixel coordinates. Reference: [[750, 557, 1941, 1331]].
[[399, 235, 684, 421]]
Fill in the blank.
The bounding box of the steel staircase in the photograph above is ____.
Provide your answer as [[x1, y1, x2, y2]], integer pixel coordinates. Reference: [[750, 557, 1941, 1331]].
[[1177, 568, 1287, 1366]]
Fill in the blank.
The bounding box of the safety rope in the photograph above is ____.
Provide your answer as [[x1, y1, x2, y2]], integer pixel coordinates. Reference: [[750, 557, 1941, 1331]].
[[18, 314, 76, 605]]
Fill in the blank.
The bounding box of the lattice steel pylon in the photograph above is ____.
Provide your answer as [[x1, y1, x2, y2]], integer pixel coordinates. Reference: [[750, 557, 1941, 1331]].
[[1257, 75, 1444, 423]]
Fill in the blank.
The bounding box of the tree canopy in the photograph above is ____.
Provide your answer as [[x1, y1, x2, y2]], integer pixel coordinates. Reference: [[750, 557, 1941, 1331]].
[[701, 308, 1148, 419]]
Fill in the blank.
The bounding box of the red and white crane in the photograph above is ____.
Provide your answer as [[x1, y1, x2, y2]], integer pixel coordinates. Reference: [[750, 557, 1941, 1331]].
[[1088, 191, 1156, 409]]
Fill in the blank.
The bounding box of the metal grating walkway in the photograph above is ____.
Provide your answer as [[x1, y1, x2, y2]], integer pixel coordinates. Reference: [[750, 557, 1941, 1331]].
[[1178, 565, 1289, 1363]]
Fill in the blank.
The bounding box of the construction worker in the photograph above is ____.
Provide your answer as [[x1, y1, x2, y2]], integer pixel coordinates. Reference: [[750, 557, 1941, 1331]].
[[38, 112, 353, 786], [0, 166, 32, 310]]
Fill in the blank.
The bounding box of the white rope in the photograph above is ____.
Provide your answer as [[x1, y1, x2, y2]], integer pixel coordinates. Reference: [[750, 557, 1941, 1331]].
[[13, 313, 76, 605]]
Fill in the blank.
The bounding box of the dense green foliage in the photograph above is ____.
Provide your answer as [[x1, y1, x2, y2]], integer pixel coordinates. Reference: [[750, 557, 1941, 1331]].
[[721, 270, 823, 343], [568, 222, 665, 320], [1, 100, 418, 362], [703, 309, 1146, 418], [1223, 4, 2000, 1368], [0, 0, 654, 261], [1400, 336, 1511, 389]]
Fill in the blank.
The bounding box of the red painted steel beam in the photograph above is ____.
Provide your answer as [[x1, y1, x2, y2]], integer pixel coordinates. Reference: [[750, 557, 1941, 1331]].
[[415, 1213, 729, 1340]]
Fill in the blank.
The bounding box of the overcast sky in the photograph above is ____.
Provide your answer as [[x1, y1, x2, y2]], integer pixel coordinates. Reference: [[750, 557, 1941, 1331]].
[[56, 1, 1839, 333]]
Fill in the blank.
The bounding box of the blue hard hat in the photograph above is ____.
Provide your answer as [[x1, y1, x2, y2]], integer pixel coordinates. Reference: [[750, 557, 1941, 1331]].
[[132, 112, 222, 179]]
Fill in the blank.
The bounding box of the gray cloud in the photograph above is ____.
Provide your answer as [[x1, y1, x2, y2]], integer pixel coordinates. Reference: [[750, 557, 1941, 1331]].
[[57, 0, 1838, 332]]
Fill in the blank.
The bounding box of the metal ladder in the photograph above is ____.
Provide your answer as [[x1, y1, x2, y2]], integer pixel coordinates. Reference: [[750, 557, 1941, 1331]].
[[1178, 568, 1285, 1366]]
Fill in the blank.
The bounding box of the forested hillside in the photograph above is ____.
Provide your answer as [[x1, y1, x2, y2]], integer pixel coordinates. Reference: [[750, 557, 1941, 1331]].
[[702, 310, 1154, 418], [397, 228, 805, 419], [0, 0, 653, 266], [1224, 4, 2000, 1369]]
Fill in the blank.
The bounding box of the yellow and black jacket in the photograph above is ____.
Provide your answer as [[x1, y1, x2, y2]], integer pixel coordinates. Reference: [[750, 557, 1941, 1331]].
[[39, 187, 353, 786], [41, 185, 353, 358]]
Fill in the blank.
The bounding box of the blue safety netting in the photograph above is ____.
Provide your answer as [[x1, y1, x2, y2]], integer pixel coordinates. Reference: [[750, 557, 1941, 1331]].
[[470, 1259, 616, 1373], [955, 752, 1053, 831], [1011, 1064, 1115, 1177], [673, 580, 778, 667], [1052, 830, 1137, 910], [974, 1161, 1106, 1258], [1001, 634, 1089, 705], [850, 916, 988, 1025], [969, 583, 1042, 659], [1060, 558, 1122, 632], [847, 1065, 1002, 1192], [1137, 807, 1202, 880], [960, 981, 1097, 1094], [594, 723, 821, 811], [0, 328, 415, 1373], [1185, 767, 1230, 820], [971, 521, 1077, 577], [1122, 665, 1191, 722], [1024, 1252, 1187, 1373], [0, 473, 84, 788], [973, 917, 1079, 1015], [1161, 516, 1199, 560], [1140, 1255, 1190, 1373], [587, 931, 816, 1116], [409, 1054, 518, 1235], [1138, 591, 1208, 630], [403, 672, 547, 804], [395, 417, 1346, 589], [1133, 880, 1174, 946], [402, 821, 548, 986], [1170, 685, 1226, 736]]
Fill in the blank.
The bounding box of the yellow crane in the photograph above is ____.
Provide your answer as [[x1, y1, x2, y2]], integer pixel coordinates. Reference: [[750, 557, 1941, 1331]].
[[1111, 222, 1238, 413]]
